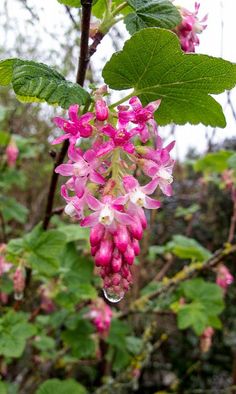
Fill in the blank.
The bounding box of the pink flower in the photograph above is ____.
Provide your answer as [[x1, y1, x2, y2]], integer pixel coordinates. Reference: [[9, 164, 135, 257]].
[[118, 96, 161, 143], [6, 140, 19, 167], [52, 104, 94, 145], [86, 298, 112, 335], [55, 147, 105, 196], [174, 2, 207, 52], [81, 194, 133, 229], [122, 175, 161, 209], [216, 264, 233, 292], [60, 184, 88, 219], [96, 124, 136, 157]]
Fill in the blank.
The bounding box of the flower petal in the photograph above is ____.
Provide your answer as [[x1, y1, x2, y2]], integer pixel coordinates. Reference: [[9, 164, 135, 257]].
[[52, 133, 70, 145], [141, 178, 159, 195], [89, 170, 105, 185], [144, 196, 161, 209], [55, 163, 74, 176], [81, 212, 99, 227], [68, 104, 80, 123], [86, 194, 103, 210], [123, 175, 138, 192], [115, 210, 134, 225]]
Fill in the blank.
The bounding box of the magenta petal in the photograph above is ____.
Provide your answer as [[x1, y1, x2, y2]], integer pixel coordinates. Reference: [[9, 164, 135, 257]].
[[68, 104, 79, 122], [81, 212, 99, 227], [123, 141, 135, 154], [123, 175, 138, 192], [160, 182, 173, 197], [102, 124, 116, 138], [80, 112, 94, 123], [113, 195, 129, 205], [86, 194, 103, 210], [139, 125, 149, 143], [53, 117, 67, 129], [96, 141, 114, 157], [166, 140, 176, 152], [61, 185, 70, 201], [52, 133, 70, 145], [55, 163, 74, 176], [144, 196, 161, 209], [84, 149, 96, 163], [74, 178, 86, 198], [89, 170, 105, 185], [68, 144, 83, 161], [129, 96, 142, 111], [115, 211, 134, 225], [141, 178, 159, 195], [145, 99, 161, 113]]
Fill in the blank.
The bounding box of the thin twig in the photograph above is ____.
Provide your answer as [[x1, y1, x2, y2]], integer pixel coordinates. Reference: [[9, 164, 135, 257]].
[[0, 211, 7, 243], [228, 199, 236, 243]]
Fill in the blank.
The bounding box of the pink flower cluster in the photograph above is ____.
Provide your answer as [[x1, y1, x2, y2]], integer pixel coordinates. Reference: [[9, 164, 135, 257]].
[[86, 298, 112, 335], [6, 139, 19, 168], [200, 326, 214, 353], [216, 263, 233, 293], [174, 2, 207, 52], [53, 91, 175, 301]]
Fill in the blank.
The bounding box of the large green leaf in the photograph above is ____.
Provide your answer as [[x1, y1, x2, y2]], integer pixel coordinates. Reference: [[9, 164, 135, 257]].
[[103, 28, 236, 127], [57, 0, 81, 6], [0, 59, 90, 109], [194, 150, 234, 173], [0, 197, 28, 224], [36, 379, 87, 394], [168, 235, 212, 261], [125, 0, 181, 34], [176, 278, 225, 335], [0, 311, 36, 358]]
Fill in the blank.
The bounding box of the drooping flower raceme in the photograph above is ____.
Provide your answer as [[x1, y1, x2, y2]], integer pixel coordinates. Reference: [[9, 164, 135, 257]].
[[174, 2, 207, 53], [86, 298, 112, 336], [53, 92, 175, 302]]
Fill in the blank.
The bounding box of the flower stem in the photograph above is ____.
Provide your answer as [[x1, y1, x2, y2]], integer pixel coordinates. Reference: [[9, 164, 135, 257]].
[[112, 1, 128, 17], [110, 92, 134, 109]]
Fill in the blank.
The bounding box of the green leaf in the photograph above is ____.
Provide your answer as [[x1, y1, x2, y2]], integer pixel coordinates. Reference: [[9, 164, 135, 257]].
[[125, 0, 181, 35], [0, 197, 28, 224], [168, 235, 212, 261], [58, 225, 89, 243], [24, 226, 66, 275], [177, 279, 225, 335], [0, 130, 10, 146], [107, 319, 130, 349], [57, 0, 81, 7], [194, 150, 234, 173], [0, 59, 15, 85], [62, 320, 95, 359], [0, 311, 36, 358], [126, 336, 143, 354], [228, 153, 236, 169], [0, 59, 90, 109], [36, 379, 87, 394], [181, 278, 224, 315], [177, 302, 208, 335], [103, 28, 236, 127]]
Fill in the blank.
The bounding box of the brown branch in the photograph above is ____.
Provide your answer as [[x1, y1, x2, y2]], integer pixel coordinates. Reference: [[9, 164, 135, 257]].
[[0, 211, 7, 243], [42, 0, 93, 230]]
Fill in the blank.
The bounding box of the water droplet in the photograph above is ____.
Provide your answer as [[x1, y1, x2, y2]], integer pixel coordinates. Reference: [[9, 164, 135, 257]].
[[103, 288, 124, 303], [14, 292, 23, 301]]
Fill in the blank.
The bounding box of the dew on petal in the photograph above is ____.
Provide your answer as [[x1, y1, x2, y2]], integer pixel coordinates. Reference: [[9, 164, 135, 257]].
[[103, 288, 124, 303]]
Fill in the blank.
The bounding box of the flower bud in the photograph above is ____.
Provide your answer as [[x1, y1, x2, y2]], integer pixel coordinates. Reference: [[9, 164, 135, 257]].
[[95, 99, 109, 121]]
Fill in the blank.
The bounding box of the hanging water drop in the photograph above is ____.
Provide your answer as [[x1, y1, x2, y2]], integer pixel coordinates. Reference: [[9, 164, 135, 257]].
[[103, 288, 124, 303], [14, 291, 23, 301]]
